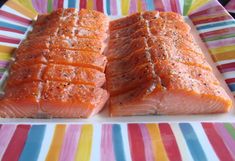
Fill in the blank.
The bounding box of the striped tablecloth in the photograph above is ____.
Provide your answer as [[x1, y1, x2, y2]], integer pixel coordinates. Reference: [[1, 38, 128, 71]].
[[0, 123, 235, 161]]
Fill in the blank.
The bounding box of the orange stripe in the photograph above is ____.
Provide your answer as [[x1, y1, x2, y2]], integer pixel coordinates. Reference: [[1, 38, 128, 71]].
[[0, 45, 15, 53], [212, 50, 235, 62], [146, 124, 169, 161], [45, 125, 66, 161], [5, 0, 37, 20]]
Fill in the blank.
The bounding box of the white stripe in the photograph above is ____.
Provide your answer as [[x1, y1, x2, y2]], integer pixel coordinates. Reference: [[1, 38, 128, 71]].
[[0, 17, 29, 28], [0, 42, 18, 47], [191, 123, 219, 161], [121, 124, 132, 161], [222, 71, 235, 79], [116, 0, 122, 16], [179, 0, 184, 15], [170, 123, 193, 161], [37, 124, 55, 161], [216, 59, 235, 65], [103, 0, 108, 16], [1, 6, 32, 20], [63, 0, 69, 9], [197, 23, 235, 33], [0, 31, 25, 39], [90, 124, 102, 161]]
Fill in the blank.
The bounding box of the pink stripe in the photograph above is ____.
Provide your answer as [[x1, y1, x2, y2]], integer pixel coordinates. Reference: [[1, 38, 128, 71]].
[[32, 0, 48, 14], [206, 37, 235, 48], [0, 125, 17, 159], [0, 10, 31, 26], [0, 61, 9, 68], [190, 9, 229, 20], [111, 0, 118, 15], [129, 0, 138, 14], [0, 27, 24, 34], [190, 0, 219, 15], [93, 0, 97, 10], [154, 0, 164, 11], [101, 124, 115, 161], [139, 124, 154, 161], [190, 6, 224, 18], [214, 123, 235, 159], [141, 0, 147, 11], [0, 35, 21, 44], [53, 0, 59, 10], [162, 0, 172, 12], [58, 125, 81, 161]]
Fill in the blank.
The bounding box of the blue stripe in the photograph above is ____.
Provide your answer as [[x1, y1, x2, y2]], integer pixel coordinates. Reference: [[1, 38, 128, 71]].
[[19, 125, 46, 161], [145, 0, 155, 11], [112, 124, 126, 161], [68, 0, 76, 8], [106, 0, 111, 15], [197, 20, 235, 30], [179, 123, 208, 161], [0, 21, 27, 32], [228, 83, 235, 91]]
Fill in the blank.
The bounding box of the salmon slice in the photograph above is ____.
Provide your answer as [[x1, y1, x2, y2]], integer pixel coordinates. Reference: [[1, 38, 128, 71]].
[[18, 36, 104, 53], [0, 82, 42, 118], [14, 49, 107, 72], [7, 64, 46, 87], [43, 64, 105, 87], [40, 81, 109, 118]]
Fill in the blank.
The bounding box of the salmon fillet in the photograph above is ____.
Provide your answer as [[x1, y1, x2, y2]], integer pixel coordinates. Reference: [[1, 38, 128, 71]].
[[107, 11, 232, 116], [0, 9, 109, 118]]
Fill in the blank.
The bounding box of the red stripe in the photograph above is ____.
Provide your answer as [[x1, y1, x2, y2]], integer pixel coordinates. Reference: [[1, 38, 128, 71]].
[[96, 0, 103, 12], [170, 0, 178, 13], [0, 36, 21, 44], [217, 63, 235, 73], [0, 27, 24, 34], [154, 0, 164, 11], [190, 6, 224, 17], [80, 0, 87, 10], [225, 78, 235, 84], [2, 125, 31, 161], [128, 124, 146, 161], [0, 10, 31, 26], [199, 27, 235, 39], [192, 15, 232, 25], [159, 123, 182, 161], [57, 0, 64, 8], [202, 123, 234, 161]]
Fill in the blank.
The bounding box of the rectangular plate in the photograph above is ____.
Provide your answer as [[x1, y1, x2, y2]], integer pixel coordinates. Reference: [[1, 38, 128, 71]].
[[0, 0, 235, 123]]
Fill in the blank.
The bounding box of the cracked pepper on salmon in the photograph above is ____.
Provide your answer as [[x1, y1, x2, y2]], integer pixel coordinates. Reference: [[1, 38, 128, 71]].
[[0, 9, 232, 118], [0, 9, 109, 118], [106, 11, 232, 116]]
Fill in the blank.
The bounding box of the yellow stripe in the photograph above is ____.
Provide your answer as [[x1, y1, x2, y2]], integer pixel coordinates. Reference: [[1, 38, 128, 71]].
[[212, 50, 235, 62], [209, 45, 235, 55], [75, 125, 93, 161], [5, 0, 37, 20], [0, 52, 11, 61], [15, 0, 37, 14], [87, 0, 94, 10], [46, 125, 66, 161], [121, 0, 130, 15], [146, 124, 169, 161], [137, 0, 142, 12], [188, 0, 211, 14]]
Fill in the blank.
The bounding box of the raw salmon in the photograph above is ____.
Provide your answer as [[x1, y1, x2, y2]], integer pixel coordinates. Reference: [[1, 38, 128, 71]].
[[107, 11, 232, 116], [0, 9, 109, 118]]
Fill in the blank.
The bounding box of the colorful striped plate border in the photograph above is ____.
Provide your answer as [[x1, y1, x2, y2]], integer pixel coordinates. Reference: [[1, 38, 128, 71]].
[[0, 123, 235, 161]]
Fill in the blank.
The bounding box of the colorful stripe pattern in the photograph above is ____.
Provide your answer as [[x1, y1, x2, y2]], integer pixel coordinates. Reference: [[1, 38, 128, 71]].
[[0, 123, 234, 161], [0, 0, 235, 96]]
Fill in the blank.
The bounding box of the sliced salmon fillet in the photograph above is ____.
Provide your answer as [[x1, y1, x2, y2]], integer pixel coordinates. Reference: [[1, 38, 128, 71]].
[[107, 11, 232, 116], [40, 81, 109, 118], [0, 9, 109, 118], [43, 64, 105, 87], [0, 82, 42, 118]]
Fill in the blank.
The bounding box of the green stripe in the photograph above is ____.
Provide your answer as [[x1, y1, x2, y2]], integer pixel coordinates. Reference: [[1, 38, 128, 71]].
[[183, 0, 193, 16], [47, 0, 53, 13], [0, 68, 6, 73], [224, 123, 235, 140], [204, 33, 235, 42]]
